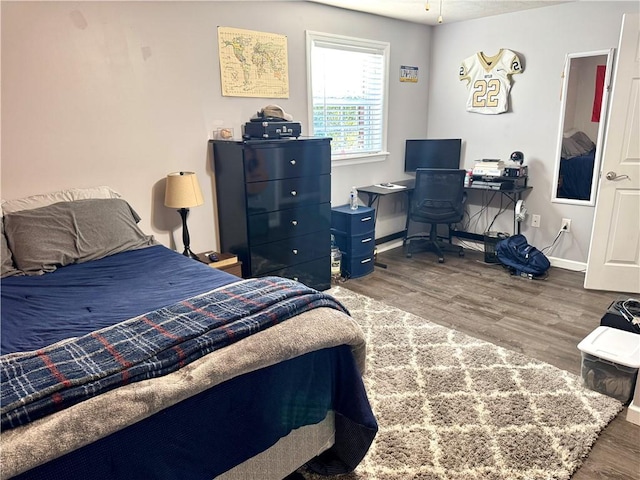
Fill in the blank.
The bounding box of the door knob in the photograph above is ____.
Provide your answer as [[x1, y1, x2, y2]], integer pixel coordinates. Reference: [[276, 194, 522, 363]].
[[606, 171, 630, 181]]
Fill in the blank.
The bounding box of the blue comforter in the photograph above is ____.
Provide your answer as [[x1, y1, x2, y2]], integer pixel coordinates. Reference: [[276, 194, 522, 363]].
[[1, 276, 347, 430], [1, 245, 235, 355]]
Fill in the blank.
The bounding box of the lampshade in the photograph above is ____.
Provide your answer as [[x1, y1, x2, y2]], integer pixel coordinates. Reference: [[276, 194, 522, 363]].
[[164, 172, 204, 209]]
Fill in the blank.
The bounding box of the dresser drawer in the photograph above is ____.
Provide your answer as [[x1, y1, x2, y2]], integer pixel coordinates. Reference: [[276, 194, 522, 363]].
[[247, 175, 331, 213], [244, 142, 330, 181], [249, 203, 330, 245], [264, 256, 331, 291], [250, 232, 329, 276], [331, 205, 375, 235]]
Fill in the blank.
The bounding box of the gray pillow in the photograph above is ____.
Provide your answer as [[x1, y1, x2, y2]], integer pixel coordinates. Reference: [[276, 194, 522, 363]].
[[562, 131, 595, 159], [4, 198, 157, 275], [1, 217, 24, 278], [572, 130, 596, 152]]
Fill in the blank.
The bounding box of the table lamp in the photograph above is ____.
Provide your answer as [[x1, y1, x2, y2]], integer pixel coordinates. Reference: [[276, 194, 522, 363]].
[[164, 171, 204, 260]]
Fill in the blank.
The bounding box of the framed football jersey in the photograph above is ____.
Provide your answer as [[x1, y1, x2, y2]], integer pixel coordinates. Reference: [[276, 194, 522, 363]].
[[459, 49, 523, 115]]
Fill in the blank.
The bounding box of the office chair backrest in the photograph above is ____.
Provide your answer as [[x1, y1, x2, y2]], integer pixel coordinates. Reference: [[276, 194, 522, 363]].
[[410, 168, 466, 223]]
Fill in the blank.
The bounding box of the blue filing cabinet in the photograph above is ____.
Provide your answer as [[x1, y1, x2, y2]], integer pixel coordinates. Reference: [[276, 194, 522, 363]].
[[331, 205, 375, 279]]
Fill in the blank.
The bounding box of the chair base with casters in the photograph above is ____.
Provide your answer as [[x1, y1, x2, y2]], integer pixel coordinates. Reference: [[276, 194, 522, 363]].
[[405, 224, 464, 263]]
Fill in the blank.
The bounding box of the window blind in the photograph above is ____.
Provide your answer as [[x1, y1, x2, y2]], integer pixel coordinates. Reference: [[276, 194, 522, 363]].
[[308, 32, 389, 159]]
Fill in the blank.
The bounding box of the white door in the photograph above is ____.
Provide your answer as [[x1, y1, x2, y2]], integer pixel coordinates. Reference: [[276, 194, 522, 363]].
[[585, 13, 640, 294]]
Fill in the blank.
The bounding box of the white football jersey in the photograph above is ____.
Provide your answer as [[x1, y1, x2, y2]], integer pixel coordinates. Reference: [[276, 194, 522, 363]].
[[459, 49, 523, 115]]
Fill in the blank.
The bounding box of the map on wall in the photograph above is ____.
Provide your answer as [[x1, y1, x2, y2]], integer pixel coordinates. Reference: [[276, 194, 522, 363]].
[[217, 27, 289, 98]]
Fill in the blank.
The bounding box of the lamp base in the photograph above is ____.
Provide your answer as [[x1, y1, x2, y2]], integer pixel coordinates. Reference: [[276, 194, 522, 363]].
[[183, 246, 200, 261], [177, 208, 201, 262]]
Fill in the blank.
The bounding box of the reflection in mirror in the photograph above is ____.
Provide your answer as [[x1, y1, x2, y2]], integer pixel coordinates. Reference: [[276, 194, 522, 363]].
[[552, 49, 614, 206]]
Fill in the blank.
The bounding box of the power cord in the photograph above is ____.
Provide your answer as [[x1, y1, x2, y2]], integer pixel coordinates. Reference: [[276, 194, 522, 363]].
[[541, 221, 572, 254], [611, 298, 640, 325], [541, 226, 565, 254]]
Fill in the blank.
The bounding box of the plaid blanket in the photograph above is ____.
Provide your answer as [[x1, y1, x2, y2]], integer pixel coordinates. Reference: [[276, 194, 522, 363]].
[[1, 277, 348, 431]]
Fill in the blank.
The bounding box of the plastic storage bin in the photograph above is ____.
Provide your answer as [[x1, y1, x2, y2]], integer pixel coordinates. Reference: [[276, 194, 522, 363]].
[[577, 326, 640, 403]]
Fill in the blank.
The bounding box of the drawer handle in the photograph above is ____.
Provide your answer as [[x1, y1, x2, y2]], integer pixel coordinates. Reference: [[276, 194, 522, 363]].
[[292, 249, 298, 255], [293, 277, 299, 281], [361, 237, 372, 243], [290, 159, 296, 165], [361, 216, 372, 222], [291, 220, 298, 226], [361, 258, 372, 264], [290, 190, 297, 196]]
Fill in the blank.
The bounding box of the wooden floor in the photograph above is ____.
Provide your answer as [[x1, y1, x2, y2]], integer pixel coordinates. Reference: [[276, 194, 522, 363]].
[[342, 245, 640, 480]]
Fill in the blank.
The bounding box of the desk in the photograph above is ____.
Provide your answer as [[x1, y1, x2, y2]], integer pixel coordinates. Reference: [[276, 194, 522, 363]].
[[357, 179, 532, 238]]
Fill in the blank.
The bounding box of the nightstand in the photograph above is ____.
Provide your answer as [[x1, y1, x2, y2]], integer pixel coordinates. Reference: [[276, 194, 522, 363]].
[[196, 252, 243, 278]]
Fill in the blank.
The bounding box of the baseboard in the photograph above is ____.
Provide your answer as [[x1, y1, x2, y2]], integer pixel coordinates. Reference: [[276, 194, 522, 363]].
[[376, 238, 587, 273], [377, 239, 404, 253], [547, 256, 586, 272], [626, 402, 640, 426]]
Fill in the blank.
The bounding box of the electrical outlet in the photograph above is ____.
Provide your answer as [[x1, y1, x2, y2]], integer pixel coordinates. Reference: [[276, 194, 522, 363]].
[[561, 218, 572, 232], [531, 214, 541, 228]]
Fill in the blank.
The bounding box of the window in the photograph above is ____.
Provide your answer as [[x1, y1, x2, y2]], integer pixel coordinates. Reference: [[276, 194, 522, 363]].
[[306, 31, 390, 164]]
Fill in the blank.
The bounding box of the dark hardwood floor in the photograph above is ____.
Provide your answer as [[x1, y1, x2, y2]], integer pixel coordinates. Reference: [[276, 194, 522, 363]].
[[341, 245, 640, 480]]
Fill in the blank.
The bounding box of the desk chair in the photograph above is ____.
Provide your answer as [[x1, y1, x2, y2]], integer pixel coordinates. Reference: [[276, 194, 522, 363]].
[[405, 168, 466, 263]]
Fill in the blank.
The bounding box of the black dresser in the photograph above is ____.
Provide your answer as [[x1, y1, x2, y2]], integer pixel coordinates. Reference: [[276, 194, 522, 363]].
[[211, 138, 332, 291]]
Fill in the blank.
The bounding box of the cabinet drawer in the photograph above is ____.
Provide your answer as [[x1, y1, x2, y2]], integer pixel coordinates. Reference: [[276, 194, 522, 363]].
[[332, 230, 375, 257], [331, 205, 375, 235], [342, 252, 375, 279], [244, 141, 330, 181], [247, 175, 331, 213], [263, 256, 331, 291], [249, 203, 330, 245], [250, 232, 329, 276]]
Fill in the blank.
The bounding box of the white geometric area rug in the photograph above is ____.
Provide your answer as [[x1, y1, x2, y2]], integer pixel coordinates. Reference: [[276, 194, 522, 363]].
[[301, 287, 623, 480]]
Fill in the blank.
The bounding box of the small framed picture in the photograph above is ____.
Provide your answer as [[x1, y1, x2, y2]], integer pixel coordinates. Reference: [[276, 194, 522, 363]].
[[400, 65, 418, 83]]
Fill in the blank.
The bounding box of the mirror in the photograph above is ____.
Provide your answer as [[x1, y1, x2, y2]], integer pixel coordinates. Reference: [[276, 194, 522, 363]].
[[552, 49, 614, 206]]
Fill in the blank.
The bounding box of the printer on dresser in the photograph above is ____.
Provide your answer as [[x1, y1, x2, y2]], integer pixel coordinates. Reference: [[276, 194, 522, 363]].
[[331, 205, 376, 279], [211, 138, 332, 291]]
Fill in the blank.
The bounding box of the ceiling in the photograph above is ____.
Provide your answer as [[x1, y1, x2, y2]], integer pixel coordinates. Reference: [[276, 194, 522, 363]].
[[307, 0, 572, 26]]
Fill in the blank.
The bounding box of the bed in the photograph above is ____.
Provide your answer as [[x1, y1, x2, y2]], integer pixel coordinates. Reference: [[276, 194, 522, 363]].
[[557, 130, 597, 200], [0, 188, 377, 480], [558, 148, 596, 200]]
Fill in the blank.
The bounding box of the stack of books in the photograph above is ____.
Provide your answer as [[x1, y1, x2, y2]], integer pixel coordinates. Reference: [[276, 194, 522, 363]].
[[472, 159, 505, 178]]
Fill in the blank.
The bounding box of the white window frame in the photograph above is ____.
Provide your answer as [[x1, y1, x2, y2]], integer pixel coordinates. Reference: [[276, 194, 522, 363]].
[[306, 31, 390, 167]]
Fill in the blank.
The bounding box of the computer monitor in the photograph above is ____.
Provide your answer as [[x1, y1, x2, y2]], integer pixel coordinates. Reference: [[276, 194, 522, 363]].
[[404, 139, 462, 172]]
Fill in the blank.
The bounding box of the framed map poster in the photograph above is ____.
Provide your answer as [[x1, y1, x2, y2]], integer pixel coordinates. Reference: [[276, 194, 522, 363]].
[[218, 27, 289, 98]]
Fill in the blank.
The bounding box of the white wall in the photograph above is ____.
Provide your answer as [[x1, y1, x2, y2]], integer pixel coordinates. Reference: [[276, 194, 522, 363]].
[[571, 55, 606, 142], [427, 1, 638, 264], [1, 1, 430, 254], [2, 1, 638, 264]]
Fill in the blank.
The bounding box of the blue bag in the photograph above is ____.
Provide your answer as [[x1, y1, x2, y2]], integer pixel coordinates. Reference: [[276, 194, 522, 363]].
[[495, 234, 550, 278]]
